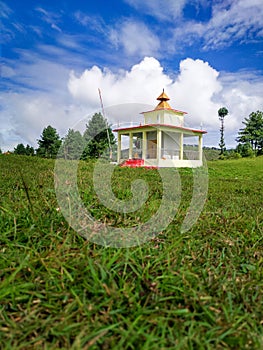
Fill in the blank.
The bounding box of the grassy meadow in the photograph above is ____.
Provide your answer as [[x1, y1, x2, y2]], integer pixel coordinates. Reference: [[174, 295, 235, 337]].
[[0, 154, 263, 349]]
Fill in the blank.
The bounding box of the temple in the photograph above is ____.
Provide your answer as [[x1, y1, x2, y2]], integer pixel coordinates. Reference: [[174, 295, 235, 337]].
[[113, 90, 207, 168]]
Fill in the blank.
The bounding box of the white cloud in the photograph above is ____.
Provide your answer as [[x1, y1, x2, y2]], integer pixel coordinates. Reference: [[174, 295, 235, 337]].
[[169, 59, 222, 127], [109, 20, 160, 57], [0, 1, 20, 43], [68, 57, 171, 108], [171, 0, 263, 49], [0, 1, 12, 19], [0, 90, 89, 151], [0, 53, 87, 151], [1, 56, 262, 151], [124, 0, 187, 20], [74, 11, 106, 33], [218, 71, 263, 140], [68, 57, 222, 130], [35, 7, 62, 32], [68, 57, 263, 147], [74, 13, 161, 62]]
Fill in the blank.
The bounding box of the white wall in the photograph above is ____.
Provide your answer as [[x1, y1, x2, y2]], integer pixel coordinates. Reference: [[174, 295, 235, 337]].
[[163, 112, 183, 126], [143, 110, 184, 126]]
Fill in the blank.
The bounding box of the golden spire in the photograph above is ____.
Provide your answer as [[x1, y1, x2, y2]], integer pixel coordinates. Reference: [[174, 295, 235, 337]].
[[155, 89, 172, 109]]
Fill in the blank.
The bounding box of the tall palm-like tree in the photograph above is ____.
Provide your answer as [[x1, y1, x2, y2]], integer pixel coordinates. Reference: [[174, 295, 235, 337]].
[[218, 107, 229, 155]]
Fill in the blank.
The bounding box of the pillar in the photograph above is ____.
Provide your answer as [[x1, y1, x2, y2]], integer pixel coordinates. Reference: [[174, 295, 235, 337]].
[[129, 132, 133, 159], [180, 133, 184, 160], [157, 129, 162, 165], [117, 133, 121, 163], [142, 131, 147, 161], [199, 134, 203, 161]]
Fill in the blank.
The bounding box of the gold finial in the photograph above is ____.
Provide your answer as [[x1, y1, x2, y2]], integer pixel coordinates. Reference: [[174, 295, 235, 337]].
[[155, 89, 171, 109]]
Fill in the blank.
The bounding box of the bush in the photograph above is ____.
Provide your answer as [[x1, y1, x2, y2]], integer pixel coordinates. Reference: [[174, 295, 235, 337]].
[[236, 143, 255, 158], [225, 150, 242, 159]]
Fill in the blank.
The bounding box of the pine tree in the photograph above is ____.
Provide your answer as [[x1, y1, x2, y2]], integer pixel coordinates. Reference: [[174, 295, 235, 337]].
[[236, 111, 263, 155], [82, 113, 115, 159], [14, 143, 27, 155], [58, 129, 84, 160], [36, 125, 62, 158], [25, 144, 35, 156]]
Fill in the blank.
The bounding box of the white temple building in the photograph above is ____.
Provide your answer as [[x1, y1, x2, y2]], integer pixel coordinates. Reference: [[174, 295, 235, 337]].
[[113, 90, 207, 168]]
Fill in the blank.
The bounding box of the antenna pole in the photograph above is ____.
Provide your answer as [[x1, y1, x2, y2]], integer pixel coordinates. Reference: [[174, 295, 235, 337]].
[[98, 88, 112, 159]]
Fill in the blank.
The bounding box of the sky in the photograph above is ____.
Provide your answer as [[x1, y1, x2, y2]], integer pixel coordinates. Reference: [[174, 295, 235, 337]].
[[0, 0, 262, 152]]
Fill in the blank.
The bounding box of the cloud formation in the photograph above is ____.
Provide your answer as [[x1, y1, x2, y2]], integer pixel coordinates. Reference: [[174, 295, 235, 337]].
[[124, 0, 263, 51], [109, 20, 161, 57], [170, 0, 263, 50], [1, 56, 262, 151], [124, 0, 187, 20]]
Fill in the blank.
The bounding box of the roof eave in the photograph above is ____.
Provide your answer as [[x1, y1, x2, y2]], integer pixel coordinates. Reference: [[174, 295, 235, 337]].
[[141, 108, 188, 115], [113, 123, 207, 134]]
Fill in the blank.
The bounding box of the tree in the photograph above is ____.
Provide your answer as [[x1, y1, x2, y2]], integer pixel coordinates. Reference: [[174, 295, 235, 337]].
[[14, 143, 27, 155], [218, 107, 228, 155], [236, 143, 255, 158], [25, 144, 35, 156], [82, 113, 115, 159], [236, 111, 263, 155], [0, 148, 2, 154], [58, 129, 84, 160], [36, 125, 62, 158], [14, 143, 34, 156]]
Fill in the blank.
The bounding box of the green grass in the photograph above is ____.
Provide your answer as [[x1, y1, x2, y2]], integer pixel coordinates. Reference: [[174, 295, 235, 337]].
[[0, 155, 263, 349]]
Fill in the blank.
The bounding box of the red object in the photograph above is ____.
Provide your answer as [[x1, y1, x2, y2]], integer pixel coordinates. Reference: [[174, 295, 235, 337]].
[[120, 159, 158, 169], [120, 159, 144, 168]]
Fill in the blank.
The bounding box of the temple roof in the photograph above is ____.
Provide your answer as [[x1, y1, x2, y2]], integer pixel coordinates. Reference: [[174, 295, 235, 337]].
[[157, 90, 170, 101], [113, 123, 207, 134], [155, 89, 172, 110]]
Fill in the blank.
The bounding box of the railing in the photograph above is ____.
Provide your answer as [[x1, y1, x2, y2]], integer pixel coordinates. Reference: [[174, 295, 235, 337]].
[[120, 148, 200, 160], [115, 122, 142, 129], [161, 149, 180, 159], [183, 150, 200, 160], [161, 149, 200, 160]]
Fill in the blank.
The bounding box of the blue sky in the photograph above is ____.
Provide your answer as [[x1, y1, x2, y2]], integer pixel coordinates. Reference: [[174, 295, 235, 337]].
[[1, 0, 262, 151]]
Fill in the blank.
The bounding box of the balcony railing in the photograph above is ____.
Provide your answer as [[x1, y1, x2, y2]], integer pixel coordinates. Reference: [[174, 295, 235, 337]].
[[120, 148, 200, 160], [161, 149, 180, 160], [183, 150, 200, 160]]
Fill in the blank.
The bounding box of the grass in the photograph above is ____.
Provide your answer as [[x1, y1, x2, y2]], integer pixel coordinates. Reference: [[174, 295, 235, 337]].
[[0, 154, 263, 349]]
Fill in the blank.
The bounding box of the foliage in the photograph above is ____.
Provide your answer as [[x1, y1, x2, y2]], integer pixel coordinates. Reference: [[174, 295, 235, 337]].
[[0, 148, 2, 154], [14, 143, 26, 155], [14, 143, 34, 156], [236, 142, 255, 158], [218, 107, 229, 155], [36, 125, 62, 158], [1, 155, 263, 349], [221, 149, 241, 160], [58, 129, 85, 160], [236, 111, 263, 155], [82, 112, 116, 159]]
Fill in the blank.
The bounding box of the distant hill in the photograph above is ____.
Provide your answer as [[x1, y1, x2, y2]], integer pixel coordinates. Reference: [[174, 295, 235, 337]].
[[203, 147, 220, 161]]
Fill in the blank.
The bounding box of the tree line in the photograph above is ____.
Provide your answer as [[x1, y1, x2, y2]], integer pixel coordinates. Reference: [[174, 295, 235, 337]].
[[1, 110, 263, 159], [0, 113, 116, 160]]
